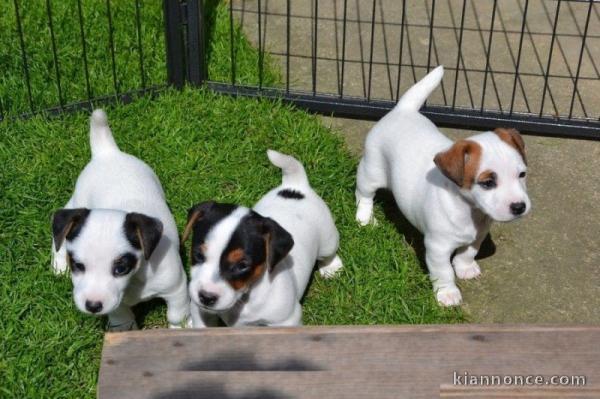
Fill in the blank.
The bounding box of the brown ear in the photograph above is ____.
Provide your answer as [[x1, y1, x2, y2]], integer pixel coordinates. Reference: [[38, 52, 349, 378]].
[[494, 127, 527, 165], [433, 140, 482, 189], [181, 201, 215, 243]]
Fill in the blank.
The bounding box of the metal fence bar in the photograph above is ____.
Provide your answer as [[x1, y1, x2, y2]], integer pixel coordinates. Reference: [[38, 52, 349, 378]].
[[395, 0, 407, 102], [229, 1, 236, 85], [46, 0, 64, 109], [106, 0, 119, 96], [135, 0, 147, 89], [13, 0, 34, 113], [206, 82, 600, 140], [286, 0, 290, 93], [311, 0, 318, 96], [163, 0, 184, 88], [186, 0, 206, 86], [77, 0, 92, 102], [540, 0, 561, 118], [480, 0, 498, 113], [426, 0, 436, 74], [340, 0, 348, 98], [451, 0, 467, 110], [366, 0, 377, 101], [569, 0, 593, 119], [509, 0, 530, 116]]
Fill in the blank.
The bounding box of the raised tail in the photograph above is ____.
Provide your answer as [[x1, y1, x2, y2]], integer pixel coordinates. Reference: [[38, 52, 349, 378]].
[[90, 109, 119, 157], [394, 65, 444, 112], [267, 149, 309, 187]]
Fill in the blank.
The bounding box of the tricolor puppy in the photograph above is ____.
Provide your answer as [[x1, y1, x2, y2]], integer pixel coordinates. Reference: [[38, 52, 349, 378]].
[[183, 150, 342, 327], [356, 66, 530, 306], [51, 110, 190, 330]]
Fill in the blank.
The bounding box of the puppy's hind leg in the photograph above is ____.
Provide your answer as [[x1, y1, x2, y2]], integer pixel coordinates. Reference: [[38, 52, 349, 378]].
[[356, 152, 386, 226], [318, 254, 343, 278]]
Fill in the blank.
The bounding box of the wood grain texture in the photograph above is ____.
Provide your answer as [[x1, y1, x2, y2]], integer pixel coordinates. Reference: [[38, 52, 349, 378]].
[[98, 325, 600, 398]]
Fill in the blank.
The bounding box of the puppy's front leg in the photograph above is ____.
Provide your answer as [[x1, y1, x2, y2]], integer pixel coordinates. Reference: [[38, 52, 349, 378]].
[[164, 278, 192, 328], [425, 236, 462, 307], [190, 302, 220, 328], [108, 304, 138, 331], [452, 224, 489, 280]]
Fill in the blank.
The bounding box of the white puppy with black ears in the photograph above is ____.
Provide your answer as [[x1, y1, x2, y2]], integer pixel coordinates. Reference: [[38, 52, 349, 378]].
[[51, 110, 190, 330], [356, 66, 531, 307], [183, 150, 342, 327]]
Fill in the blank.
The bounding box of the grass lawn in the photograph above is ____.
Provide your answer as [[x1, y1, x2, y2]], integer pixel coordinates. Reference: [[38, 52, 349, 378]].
[[0, 1, 463, 398]]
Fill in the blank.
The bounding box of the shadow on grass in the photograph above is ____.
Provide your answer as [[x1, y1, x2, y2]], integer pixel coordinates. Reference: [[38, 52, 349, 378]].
[[375, 189, 496, 275]]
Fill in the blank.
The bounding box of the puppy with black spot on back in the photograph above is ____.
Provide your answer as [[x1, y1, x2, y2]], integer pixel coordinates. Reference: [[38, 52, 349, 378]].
[[356, 66, 531, 307], [51, 110, 190, 331], [182, 150, 343, 327]]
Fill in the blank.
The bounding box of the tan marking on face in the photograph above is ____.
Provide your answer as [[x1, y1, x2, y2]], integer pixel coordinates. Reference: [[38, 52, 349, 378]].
[[433, 140, 482, 189], [228, 263, 266, 291], [226, 248, 245, 264], [477, 170, 496, 183], [494, 127, 527, 165]]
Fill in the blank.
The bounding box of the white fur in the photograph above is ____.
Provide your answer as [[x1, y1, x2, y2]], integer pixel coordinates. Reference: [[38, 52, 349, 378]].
[[191, 150, 342, 327], [356, 66, 530, 306], [52, 109, 190, 330]]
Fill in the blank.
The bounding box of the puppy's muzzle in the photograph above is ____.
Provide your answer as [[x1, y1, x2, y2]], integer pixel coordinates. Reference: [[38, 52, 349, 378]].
[[85, 300, 103, 314], [198, 290, 218, 307], [510, 202, 527, 216]]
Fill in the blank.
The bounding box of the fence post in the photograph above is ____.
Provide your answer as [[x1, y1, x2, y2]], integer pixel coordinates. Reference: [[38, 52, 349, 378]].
[[163, 0, 185, 88], [186, 0, 206, 86]]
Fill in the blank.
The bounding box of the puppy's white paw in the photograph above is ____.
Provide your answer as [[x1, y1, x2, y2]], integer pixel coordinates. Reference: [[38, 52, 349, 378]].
[[355, 200, 374, 226], [169, 315, 193, 329], [436, 286, 462, 307], [454, 261, 481, 280], [319, 255, 343, 279], [107, 320, 138, 332], [51, 252, 68, 275]]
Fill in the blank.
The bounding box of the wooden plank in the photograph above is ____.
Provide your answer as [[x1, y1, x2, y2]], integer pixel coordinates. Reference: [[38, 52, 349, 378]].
[[98, 325, 600, 398]]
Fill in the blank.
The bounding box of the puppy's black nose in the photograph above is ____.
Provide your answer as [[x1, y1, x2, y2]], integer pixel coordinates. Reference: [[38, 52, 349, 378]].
[[85, 300, 103, 314], [510, 202, 526, 216], [198, 290, 218, 307]]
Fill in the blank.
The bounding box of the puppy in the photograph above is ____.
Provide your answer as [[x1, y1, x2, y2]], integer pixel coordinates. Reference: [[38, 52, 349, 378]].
[[51, 110, 190, 330], [355, 66, 530, 306], [183, 150, 342, 327]]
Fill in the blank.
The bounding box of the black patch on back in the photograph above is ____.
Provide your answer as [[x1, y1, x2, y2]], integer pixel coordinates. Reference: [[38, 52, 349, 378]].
[[277, 189, 304, 200], [189, 202, 238, 265], [123, 213, 163, 260]]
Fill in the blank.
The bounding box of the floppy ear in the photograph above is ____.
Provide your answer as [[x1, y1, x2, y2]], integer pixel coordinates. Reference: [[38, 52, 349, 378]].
[[494, 127, 527, 165], [182, 201, 216, 243], [433, 140, 481, 188], [124, 213, 163, 260], [52, 208, 91, 251], [261, 217, 294, 271]]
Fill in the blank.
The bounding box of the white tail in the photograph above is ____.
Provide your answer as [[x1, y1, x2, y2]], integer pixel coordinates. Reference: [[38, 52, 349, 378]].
[[89, 109, 119, 157], [267, 149, 309, 187], [394, 65, 444, 112]]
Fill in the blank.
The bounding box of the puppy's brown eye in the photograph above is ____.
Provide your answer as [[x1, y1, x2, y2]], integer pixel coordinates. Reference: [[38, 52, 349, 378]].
[[478, 179, 497, 190], [112, 253, 137, 277], [519, 171, 526, 178]]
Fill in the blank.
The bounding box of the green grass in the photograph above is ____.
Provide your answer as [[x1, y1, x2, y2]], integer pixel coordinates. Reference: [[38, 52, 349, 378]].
[[0, 1, 462, 398]]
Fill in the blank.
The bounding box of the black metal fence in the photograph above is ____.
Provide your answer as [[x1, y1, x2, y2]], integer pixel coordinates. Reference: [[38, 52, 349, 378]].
[[2, 0, 599, 140]]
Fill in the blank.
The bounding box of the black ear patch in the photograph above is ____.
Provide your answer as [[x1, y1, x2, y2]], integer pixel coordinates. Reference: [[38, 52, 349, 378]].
[[52, 208, 91, 251], [124, 213, 163, 260], [277, 189, 305, 200], [259, 216, 294, 270]]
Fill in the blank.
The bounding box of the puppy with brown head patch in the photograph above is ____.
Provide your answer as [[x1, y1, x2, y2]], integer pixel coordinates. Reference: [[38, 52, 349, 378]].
[[183, 150, 342, 327], [356, 66, 530, 306]]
